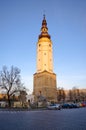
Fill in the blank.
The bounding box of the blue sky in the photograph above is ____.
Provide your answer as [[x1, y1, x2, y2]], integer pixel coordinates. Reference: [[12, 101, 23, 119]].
[[0, 0, 86, 93]]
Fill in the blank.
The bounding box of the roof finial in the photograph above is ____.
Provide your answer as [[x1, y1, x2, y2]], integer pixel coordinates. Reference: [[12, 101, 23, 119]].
[[43, 14, 45, 20], [43, 10, 46, 19]]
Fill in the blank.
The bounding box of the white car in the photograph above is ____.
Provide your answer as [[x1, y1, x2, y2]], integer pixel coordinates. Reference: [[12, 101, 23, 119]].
[[47, 104, 61, 110]]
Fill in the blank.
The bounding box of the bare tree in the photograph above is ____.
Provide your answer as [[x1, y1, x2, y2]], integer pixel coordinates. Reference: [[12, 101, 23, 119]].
[[57, 87, 66, 103], [18, 90, 27, 107], [72, 87, 80, 102], [68, 90, 73, 102], [80, 91, 86, 101], [68, 88, 86, 102], [0, 66, 24, 107], [76, 89, 80, 102]]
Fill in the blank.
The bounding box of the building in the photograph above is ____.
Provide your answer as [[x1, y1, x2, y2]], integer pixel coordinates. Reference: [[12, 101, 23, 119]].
[[33, 15, 57, 102], [26, 94, 34, 104], [65, 89, 86, 102]]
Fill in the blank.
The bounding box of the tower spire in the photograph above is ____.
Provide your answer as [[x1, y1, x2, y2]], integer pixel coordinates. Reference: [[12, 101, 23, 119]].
[[39, 15, 51, 39]]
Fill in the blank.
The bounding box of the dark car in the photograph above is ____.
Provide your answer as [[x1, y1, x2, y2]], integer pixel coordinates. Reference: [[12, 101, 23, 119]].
[[69, 103, 78, 108], [62, 103, 70, 109], [62, 103, 79, 109]]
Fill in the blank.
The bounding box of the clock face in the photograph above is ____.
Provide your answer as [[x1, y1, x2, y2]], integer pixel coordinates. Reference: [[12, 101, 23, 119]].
[[42, 28, 47, 32]]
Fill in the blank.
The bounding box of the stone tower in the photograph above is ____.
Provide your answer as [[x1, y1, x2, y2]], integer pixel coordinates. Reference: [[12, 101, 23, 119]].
[[33, 15, 57, 102]]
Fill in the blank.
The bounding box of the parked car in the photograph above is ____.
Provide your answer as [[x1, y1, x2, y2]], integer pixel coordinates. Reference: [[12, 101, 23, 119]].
[[78, 103, 83, 107], [47, 104, 61, 110], [81, 102, 86, 107], [75, 103, 80, 108], [69, 103, 79, 108], [62, 103, 79, 109], [78, 102, 86, 107], [62, 103, 70, 109]]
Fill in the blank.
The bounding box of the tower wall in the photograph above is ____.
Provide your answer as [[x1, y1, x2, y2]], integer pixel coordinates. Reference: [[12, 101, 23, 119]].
[[37, 37, 53, 73], [33, 71, 57, 102]]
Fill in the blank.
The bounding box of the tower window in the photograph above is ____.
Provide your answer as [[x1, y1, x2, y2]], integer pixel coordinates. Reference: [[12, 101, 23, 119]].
[[44, 53, 46, 55], [39, 44, 41, 47], [44, 64, 46, 66], [49, 44, 51, 47]]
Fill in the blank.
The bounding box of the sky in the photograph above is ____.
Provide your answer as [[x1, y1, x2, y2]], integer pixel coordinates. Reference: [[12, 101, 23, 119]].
[[0, 0, 86, 93]]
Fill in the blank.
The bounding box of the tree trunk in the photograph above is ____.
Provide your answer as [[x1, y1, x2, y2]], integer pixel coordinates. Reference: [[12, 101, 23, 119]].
[[7, 94, 11, 108]]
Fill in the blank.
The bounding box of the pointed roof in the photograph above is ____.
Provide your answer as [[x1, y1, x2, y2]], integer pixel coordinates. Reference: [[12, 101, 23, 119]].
[[39, 15, 51, 39]]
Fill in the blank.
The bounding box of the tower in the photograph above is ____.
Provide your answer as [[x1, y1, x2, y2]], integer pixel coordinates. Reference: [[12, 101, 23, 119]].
[[33, 15, 57, 102]]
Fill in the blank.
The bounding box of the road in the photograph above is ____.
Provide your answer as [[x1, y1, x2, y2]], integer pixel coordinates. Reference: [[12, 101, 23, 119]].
[[0, 108, 86, 130]]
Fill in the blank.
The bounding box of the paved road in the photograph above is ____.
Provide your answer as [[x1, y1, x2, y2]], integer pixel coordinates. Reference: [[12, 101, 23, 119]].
[[0, 108, 86, 130]]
